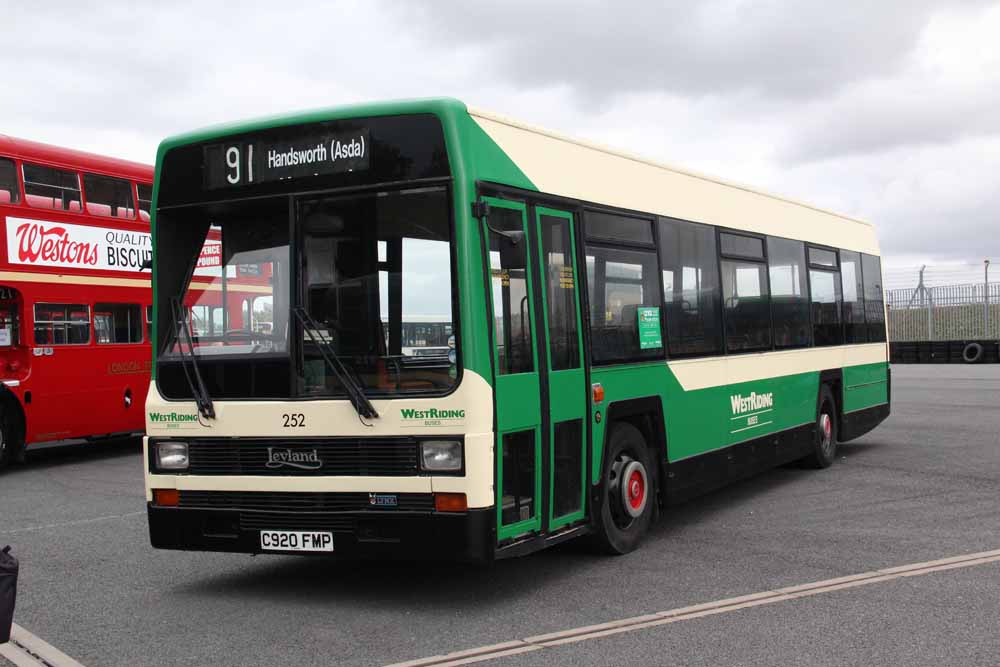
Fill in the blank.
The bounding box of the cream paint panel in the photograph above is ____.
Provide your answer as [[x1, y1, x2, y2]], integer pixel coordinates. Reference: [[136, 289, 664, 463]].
[[143, 371, 496, 508], [144, 433, 494, 508], [145, 369, 493, 437], [0, 270, 150, 288], [471, 112, 880, 256], [668, 343, 888, 391]]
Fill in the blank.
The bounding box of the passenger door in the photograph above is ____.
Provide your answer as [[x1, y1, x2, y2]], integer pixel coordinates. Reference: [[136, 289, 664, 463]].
[[483, 199, 588, 542], [483, 198, 542, 541], [535, 207, 588, 530]]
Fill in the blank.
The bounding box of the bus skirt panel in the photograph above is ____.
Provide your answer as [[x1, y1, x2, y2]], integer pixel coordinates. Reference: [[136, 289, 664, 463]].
[[147, 504, 494, 562]]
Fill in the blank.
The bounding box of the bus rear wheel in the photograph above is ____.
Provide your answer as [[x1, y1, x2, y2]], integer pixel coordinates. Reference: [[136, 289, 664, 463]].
[[593, 422, 657, 555], [802, 385, 838, 469]]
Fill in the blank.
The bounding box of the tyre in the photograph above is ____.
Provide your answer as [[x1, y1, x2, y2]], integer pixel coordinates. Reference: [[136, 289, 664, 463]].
[[802, 385, 838, 469], [962, 342, 983, 364], [0, 403, 24, 470], [592, 422, 657, 555]]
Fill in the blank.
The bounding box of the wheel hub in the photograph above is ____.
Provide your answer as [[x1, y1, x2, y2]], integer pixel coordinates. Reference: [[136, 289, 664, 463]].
[[620, 460, 648, 518], [819, 412, 833, 455]]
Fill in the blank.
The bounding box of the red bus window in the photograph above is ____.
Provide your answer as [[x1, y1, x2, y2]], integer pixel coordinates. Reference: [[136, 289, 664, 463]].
[[33, 303, 90, 345], [0, 158, 18, 204], [94, 303, 143, 344], [23, 163, 81, 212], [84, 173, 135, 219], [138, 184, 152, 221], [0, 303, 19, 346]]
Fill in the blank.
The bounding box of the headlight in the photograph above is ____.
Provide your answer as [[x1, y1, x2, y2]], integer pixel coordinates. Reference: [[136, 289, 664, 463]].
[[420, 440, 463, 473], [155, 441, 189, 471]]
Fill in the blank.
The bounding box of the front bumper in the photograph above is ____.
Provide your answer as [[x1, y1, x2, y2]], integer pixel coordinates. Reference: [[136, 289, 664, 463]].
[[147, 504, 495, 562]]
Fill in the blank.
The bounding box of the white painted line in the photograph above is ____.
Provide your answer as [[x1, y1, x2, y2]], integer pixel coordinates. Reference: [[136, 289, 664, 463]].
[[386, 547, 1000, 667], [730, 420, 773, 434], [7, 624, 86, 667], [0, 512, 143, 536], [0, 639, 41, 667]]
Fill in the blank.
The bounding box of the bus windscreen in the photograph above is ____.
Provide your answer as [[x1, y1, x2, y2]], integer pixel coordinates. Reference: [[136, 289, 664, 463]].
[[156, 186, 456, 399]]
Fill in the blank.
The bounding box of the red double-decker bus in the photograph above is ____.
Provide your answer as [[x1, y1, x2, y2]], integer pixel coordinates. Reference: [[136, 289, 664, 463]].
[[0, 136, 154, 467]]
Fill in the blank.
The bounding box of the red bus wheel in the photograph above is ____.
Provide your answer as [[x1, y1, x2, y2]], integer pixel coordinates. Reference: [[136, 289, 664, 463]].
[[0, 401, 25, 469], [592, 422, 657, 555]]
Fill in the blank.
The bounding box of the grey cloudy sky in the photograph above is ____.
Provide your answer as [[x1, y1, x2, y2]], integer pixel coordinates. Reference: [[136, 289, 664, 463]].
[[5, 1, 999, 288]]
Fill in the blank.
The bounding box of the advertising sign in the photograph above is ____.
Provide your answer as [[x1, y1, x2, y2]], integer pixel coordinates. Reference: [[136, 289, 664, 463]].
[[5, 217, 221, 276], [637, 306, 663, 350]]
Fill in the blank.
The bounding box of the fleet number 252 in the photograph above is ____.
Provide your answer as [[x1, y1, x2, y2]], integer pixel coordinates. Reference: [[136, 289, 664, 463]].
[[282, 413, 305, 428]]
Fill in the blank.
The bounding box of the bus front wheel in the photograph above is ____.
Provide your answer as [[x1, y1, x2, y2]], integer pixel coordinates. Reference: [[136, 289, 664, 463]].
[[0, 403, 24, 470], [592, 422, 657, 555], [802, 385, 838, 469]]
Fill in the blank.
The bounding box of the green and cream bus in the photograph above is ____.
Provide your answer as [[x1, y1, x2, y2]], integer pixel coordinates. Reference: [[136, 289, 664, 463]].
[[144, 98, 889, 560]]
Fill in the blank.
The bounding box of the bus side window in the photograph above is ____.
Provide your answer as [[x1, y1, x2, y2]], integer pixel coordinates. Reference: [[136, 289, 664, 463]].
[[84, 173, 136, 219], [137, 184, 152, 221], [584, 211, 661, 364], [766, 237, 810, 349], [0, 158, 19, 204], [659, 217, 723, 357], [808, 247, 843, 347], [34, 303, 90, 345], [861, 253, 886, 343], [94, 303, 143, 344], [23, 163, 81, 212], [719, 232, 772, 352]]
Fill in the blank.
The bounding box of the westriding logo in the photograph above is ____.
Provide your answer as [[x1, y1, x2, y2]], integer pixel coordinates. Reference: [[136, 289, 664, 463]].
[[730, 391, 774, 415]]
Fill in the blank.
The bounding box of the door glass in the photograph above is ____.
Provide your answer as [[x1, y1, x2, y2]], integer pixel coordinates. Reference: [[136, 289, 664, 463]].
[[501, 430, 536, 526], [540, 214, 580, 370], [487, 207, 533, 374], [0, 302, 19, 346], [552, 419, 583, 518]]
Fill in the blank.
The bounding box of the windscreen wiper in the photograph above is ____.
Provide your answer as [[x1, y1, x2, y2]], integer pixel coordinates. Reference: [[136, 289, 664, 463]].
[[293, 306, 379, 419], [169, 297, 215, 420]]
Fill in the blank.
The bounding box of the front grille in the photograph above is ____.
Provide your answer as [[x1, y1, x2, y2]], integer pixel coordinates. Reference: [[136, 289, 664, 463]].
[[185, 439, 419, 476], [178, 490, 435, 513], [238, 512, 355, 532]]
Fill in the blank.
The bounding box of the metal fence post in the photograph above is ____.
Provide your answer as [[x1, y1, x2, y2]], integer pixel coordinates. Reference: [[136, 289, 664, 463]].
[[927, 287, 934, 341], [986, 259, 992, 339]]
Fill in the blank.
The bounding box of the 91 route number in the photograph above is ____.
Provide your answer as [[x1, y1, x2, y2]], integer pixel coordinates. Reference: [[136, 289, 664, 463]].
[[282, 413, 305, 428]]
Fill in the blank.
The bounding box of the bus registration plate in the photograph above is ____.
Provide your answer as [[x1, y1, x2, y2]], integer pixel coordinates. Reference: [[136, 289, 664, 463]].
[[260, 530, 334, 552]]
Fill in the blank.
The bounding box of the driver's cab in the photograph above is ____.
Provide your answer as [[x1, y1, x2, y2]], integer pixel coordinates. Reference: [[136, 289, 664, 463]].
[[0, 286, 28, 387]]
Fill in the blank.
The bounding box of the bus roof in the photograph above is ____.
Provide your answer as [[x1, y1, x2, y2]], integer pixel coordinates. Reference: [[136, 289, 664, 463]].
[[467, 107, 872, 230], [154, 97, 470, 160], [0, 135, 152, 182], [153, 97, 876, 253]]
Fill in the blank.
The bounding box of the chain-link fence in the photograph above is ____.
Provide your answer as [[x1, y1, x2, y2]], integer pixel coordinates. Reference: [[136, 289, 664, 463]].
[[887, 282, 1000, 342]]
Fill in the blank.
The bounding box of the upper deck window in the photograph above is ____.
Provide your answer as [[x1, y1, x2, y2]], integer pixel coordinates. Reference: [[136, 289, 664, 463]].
[[0, 158, 18, 204], [84, 173, 135, 218], [137, 184, 152, 221], [23, 163, 81, 212]]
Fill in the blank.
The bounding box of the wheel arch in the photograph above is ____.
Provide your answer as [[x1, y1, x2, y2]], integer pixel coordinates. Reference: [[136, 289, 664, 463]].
[[0, 384, 27, 449], [602, 396, 667, 508], [818, 368, 844, 425]]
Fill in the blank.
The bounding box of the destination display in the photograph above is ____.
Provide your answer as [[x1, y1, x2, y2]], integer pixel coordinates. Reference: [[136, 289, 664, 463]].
[[204, 130, 370, 190]]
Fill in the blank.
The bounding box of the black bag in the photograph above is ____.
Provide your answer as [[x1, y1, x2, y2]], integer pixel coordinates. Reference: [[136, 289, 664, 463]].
[[0, 545, 17, 644]]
